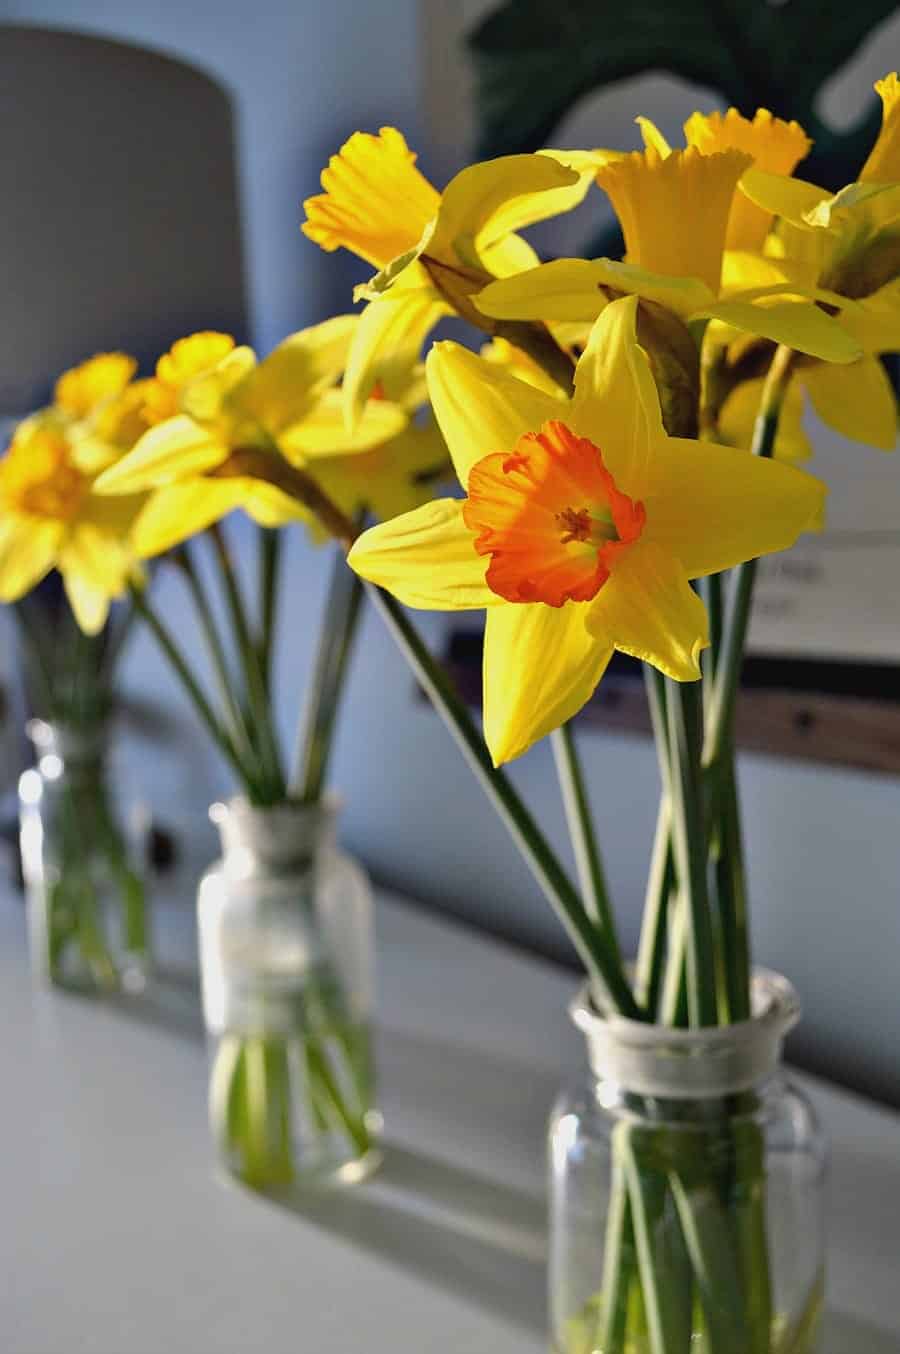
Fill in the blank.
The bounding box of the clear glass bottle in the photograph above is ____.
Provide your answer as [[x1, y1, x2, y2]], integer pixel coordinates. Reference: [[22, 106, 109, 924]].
[[198, 795, 381, 1192], [549, 972, 826, 1354], [18, 718, 150, 994]]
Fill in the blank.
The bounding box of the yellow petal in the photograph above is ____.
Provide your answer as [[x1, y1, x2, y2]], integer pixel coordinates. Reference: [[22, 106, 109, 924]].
[[425, 341, 561, 487], [57, 521, 132, 593], [179, 345, 257, 426], [804, 180, 900, 232], [480, 336, 571, 396], [476, 259, 609, 323], [837, 277, 900, 352], [54, 352, 137, 418], [347, 498, 498, 609], [426, 153, 586, 269], [738, 168, 831, 231], [718, 377, 812, 462], [642, 435, 827, 577], [95, 416, 227, 492], [802, 357, 897, 450], [302, 127, 440, 268], [482, 600, 613, 764], [636, 116, 672, 158], [131, 480, 248, 557], [342, 282, 447, 428], [480, 229, 541, 279], [586, 540, 706, 680], [596, 147, 752, 293], [684, 108, 811, 250], [860, 74, 900, 185], [587, 259, 713, 319], [697, 296, 863, 362], [570, 295, 664, 499], [243, 483, 311, 528], [280, 389, 407, 461], [235, 316, 361, 434], [62, 575, 112, 635], [0, 517, 61, 600]]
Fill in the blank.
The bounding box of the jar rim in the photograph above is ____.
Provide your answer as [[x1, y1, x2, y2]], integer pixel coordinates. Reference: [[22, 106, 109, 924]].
[[571, 969, 801, 1098], [209, 792, 341, 869]]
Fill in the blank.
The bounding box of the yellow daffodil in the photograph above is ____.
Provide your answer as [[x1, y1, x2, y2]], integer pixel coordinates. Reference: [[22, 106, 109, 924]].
[[96, 320, 444, 554], [348, 297, 825, 765], [302, 127, 601, 423], [0, 351, 151, 632], [731, 75, 900, 450], [474, 119, 863, 374]]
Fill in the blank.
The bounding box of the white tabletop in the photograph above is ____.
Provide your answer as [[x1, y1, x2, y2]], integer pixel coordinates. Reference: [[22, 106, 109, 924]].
[[1, 883, 898, 1353]]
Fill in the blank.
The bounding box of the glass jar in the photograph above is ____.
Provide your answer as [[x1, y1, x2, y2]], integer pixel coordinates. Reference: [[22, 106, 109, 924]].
[[198, 795, 381, 1192], [18, 718, 150, 993], [549, 972, 826, 1354]]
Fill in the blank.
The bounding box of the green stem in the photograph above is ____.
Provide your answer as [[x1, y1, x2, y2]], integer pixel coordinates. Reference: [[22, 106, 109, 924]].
[[550, 722, 622, 963], [365, 583, 640, 1018], [703, 344, 793, 772], [258, 526, 280, 696], [128, 582, 253, 789], [713, 749, 751, 1023], [291, 548, 365, 803], [666, 681, 717, 1028], [173, 544, 255, 764], [210, 523, 286, 801], [635, 798, 673, 1019]]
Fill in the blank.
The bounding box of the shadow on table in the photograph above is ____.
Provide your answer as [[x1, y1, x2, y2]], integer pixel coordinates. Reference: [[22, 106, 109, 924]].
[[256, 1026, 552, 1334], [102, 961, 205, 1044]]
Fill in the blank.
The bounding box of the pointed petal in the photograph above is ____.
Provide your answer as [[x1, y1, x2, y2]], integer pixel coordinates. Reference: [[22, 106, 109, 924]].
[[131, 480, 248, 557], [718, 377, 812, 462], [861, 73, 900, 183], [95, 416, 226, 492], [586, 541, 706, 680], [837, 278, 900, 353], [738, 168, 831, 230], [697, 297, 863, 362], [0, 517, 61, 600], [643, 435, 827, 577], [180, 345, 257, 425], [282, 389, 408, 461], [476, 259, 610, 323], [302, 127, 440, 268], [243, 482, 311, 528], [579, 259, 713, 319], [342, 284, 447, 428], [425, 341, 561, 487], [236, 316, 361, 434], [347, 498, 498, 610], [427, 153, 586, 268], [804, 180, 900, 232], [570, 295, 664, 499], [802, 358, 897, 450], [62, 575, 112, 635], [482, 601, 612, 764], [57, 521, 132, 591], [636, 116, 672, 157]]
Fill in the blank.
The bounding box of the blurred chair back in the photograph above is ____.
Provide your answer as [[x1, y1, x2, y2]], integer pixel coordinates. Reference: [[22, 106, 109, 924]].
[[0, 24, 248, 412]]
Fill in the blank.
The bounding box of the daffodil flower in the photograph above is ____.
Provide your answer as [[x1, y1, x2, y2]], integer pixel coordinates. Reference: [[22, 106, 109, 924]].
[[302, 127, 600, 423], [348, 297, 825, 765], [0, 352, 151, 632], [730, 74, 900, 450], [474, 116, 863, 375], [95, 319, 443, 554]]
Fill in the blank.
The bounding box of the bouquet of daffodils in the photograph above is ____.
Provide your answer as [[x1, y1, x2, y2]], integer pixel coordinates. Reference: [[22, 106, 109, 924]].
[[1, 323, 447, 1180], [290, 84, 895, 1349]]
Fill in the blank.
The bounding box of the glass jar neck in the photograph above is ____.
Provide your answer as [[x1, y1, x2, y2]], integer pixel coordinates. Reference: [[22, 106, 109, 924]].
[[572, 970, 800, 1101], [210, 795, 339, 878]]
